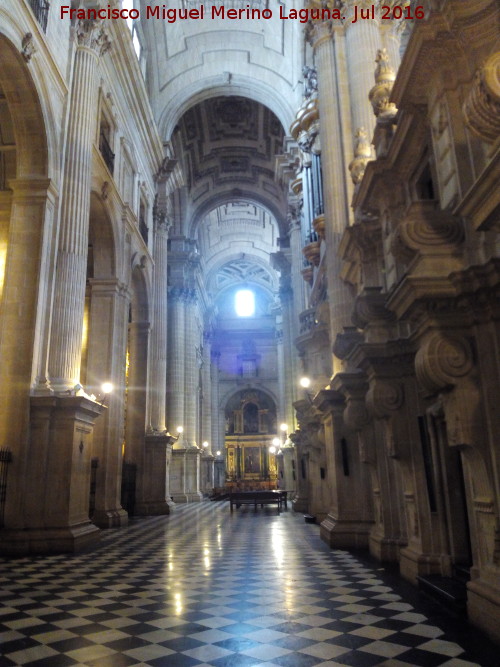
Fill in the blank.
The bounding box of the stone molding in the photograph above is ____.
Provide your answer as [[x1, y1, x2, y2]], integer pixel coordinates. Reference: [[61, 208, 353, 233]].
[[463, 51, 500, 143], [415, 332, 474, 395], [366, 379, 404, 419]]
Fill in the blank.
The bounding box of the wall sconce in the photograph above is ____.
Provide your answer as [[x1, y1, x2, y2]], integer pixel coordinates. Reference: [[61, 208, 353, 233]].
[[299, 377, 313, 404], [202, 441, 209, 448], [97, 381, 113, 405]]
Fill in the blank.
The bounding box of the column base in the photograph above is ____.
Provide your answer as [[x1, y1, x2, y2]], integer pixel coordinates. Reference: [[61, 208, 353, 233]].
[[0, 521, 100, 555], [172, 492, 203, 503], [292, 496, 309, 513], [399, 545, 445, 585], [369, 532, 405, 563], [135, 500, 175, 515], [320, 514, 372, 549], [467, 571, 500, 644], [92, 508, 129, 528]]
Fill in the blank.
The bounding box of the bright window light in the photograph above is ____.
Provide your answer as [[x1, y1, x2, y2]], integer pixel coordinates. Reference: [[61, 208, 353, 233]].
[[122, 0, 134, 30], [235, 290, 255, 317]]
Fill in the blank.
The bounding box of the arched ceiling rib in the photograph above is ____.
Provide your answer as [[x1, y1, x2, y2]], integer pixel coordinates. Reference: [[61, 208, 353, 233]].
[[173, 95, 287, 235]]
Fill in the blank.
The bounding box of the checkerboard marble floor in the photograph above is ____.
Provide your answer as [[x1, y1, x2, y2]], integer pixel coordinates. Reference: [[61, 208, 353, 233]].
[[1, 503, 498, 666]]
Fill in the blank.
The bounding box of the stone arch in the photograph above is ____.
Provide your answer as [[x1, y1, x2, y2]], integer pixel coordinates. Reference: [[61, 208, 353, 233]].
[[220, 384, 279, 417], [130, 260, 150, 324], [159, 79, 295, 142], [89, 193, 117, 279], [189, 192, 287, 239], [0, 32, 48, 179], [207, 254, 279, 297]]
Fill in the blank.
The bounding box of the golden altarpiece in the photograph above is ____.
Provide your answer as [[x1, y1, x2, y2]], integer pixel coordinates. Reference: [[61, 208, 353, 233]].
[[224, 390, 279, 490]]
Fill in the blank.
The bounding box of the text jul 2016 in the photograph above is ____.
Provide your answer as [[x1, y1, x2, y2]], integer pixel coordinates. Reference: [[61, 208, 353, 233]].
[[60, 5, 426, 24]]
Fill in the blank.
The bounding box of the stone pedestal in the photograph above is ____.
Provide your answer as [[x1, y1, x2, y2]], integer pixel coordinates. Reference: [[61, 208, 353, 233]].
[[467, 570, 500, 644], [0, 396, 103, 555], [214, 455, 225, 489], [200, 453, 215, 496], [320, 517, 372, 549], [171, 448, 203, 502], [134, 434, 175, 514], [280, 444, 296, 497]]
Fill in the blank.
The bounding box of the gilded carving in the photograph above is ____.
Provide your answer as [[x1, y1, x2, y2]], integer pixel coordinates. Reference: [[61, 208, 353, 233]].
[[369, 49, 397, 119], [349, 128, 372, 185]]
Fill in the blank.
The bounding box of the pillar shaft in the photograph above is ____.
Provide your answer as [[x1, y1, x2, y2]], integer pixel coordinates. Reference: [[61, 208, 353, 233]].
[[184, 292, 198, 448], [148, 218, 170, 432], [311, 21, 354, 370], [344, 0, 381, 137], [86, 279, 129, 528], [211, 349, 221, 453], [201, 332, 212, 453], [48, 22, 110, 391], [167, 290, 185, 441]]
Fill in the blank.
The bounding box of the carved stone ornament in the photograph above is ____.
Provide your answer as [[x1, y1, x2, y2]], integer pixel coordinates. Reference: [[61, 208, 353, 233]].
[[344, 396, 370, 432], [332, 327, 364, 360], [21, 33, 36, 62], [462, 51, 500, 144], [75, 20, 111, 56], [153, 199, 172, 234], [352, 287, 394, 330], [348, 128, 373, 185], [366, 380, 404, 419], [302, 66, 318, 99], [415, 333, 474, 395], [390, 203, 464, 264], [369, 49, 398, 119]]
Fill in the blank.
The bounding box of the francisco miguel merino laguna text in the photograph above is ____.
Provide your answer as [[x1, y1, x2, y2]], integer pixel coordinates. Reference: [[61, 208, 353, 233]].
[[61, 5, 425, 24]]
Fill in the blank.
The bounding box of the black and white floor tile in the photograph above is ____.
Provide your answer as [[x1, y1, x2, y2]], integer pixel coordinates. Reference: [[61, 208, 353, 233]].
[[0, 503, 498, 666]]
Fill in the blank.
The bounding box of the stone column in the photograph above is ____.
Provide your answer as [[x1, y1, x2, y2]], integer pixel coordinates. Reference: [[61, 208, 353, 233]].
[[281, 285, 298, 429], [276, 327, 286, 426], [48, 20, 110, 392], [344, 0, 381, 141], [211, 348, 221, 455], [148, 209, 171, 433], [85, 279, 129, 528], [124, 320, 150, 508], [136, 207, 175, 515], [200, 330, 214, 494], [184, 291, 199, 449], [167, 288, 186, 440], [309, 19, 354, 373], [289, 214, 307, 318]]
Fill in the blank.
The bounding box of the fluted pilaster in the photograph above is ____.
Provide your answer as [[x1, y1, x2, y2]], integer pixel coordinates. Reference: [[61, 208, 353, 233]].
[[49, 21, 110, 391], [201, 331, 212, 453], [184, 291, 199, 448], [211, 348, 221, 454], [309, 20, 354, 370], [148, 210, 171, 432], [167, 288, 186, 446], [344, 0, 381, 141]]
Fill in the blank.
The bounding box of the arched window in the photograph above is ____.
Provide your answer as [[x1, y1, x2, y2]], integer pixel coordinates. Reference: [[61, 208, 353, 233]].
[[235, 289, 255, 317]]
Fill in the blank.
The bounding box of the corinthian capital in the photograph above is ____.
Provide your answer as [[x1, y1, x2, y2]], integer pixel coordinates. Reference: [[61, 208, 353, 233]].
[[75, 20, 111, 56]]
